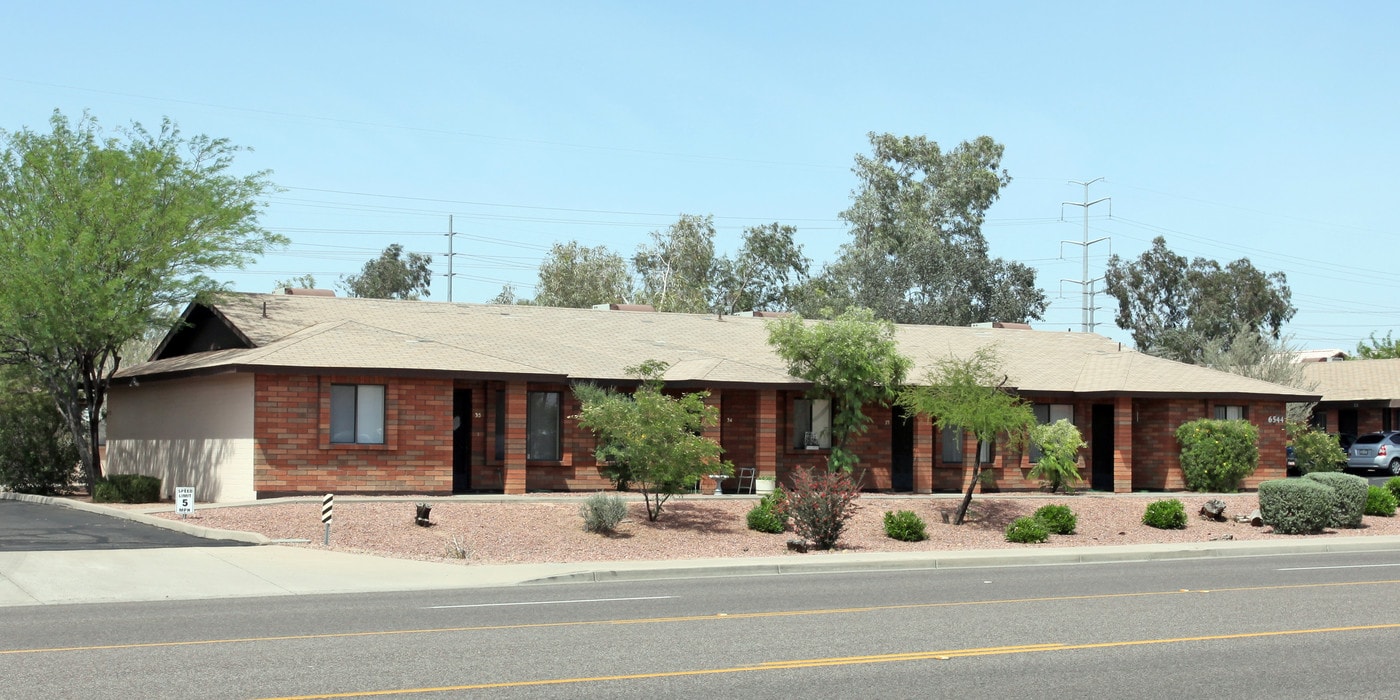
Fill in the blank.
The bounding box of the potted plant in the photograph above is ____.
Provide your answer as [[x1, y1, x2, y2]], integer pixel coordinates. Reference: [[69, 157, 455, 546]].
[[754, 475, 777, 495]]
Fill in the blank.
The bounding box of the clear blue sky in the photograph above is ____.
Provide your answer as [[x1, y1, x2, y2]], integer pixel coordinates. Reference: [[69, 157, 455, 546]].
[[4, 1, 1396, 350]]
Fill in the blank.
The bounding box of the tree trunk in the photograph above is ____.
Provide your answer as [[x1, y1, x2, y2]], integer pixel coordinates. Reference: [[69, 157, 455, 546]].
[[953, 440, 984, 525]]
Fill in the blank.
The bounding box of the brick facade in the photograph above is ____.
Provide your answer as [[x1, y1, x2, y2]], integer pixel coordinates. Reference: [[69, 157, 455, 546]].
[[250, 372, 1291, 499]]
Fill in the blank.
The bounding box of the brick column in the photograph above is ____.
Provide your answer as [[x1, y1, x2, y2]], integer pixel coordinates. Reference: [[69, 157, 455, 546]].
[[503, 381, 527, 495], [913, 418, 933, 494], [1114, 396, 1134, 493], [703, 389, 723, 445], [756, 390, 778, 480]]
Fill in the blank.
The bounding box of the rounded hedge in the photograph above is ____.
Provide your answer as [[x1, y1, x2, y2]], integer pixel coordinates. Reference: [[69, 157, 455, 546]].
[[1005, 516, 1049, 544], [1142, 499, 1187, 530], [1258, 478, 1333, 534], [1303, 471, 1368, 528], [1033, 504, 1077, 535], [1364, 486, 1398, 517], [883, 509, 929, 542]]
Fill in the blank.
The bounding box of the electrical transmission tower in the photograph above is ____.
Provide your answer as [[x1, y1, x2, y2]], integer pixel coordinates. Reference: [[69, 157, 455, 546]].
[[1060, 178, 1111, 333], [444, 214, 459, 302]]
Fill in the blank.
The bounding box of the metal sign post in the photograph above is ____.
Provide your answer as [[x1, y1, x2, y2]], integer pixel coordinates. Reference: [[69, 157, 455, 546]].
[[175, 487, 194, 520], [321, 493, 333, 545]]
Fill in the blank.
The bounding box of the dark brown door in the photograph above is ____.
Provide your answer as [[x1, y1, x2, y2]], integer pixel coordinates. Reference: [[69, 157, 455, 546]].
[[453, 389, 472, 493], [1091, 404, 1115, 491], [891, 405, 914, 492]]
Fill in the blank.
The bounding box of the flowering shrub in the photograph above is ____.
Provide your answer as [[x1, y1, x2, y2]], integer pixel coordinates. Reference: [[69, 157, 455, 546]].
[[1176, 419, 1258, 492], [780, 468, 861, 550]]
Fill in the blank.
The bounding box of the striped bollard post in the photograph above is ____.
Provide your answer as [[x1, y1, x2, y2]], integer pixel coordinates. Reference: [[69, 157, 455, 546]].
[[322, 493, 334, 545]]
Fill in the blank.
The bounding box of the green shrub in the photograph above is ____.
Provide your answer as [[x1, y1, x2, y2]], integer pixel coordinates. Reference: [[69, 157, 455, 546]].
[[781, 468, 861, 550], [579, 492, 629, 533], [1028, 420, 1085, 493], [1304, 471, 1368, 528], [1033, 504, 1077, 535], [1386, 477, 1400, 501], [0, 388, 79, 495], [1142, 499, 1187, 529], [1005, 516, 1049, 543], [91, 480, 121, 503], [1258, 478, 1334, 534], [91, 474, 162, 504], [1176, 418, 1258, 492], [746, 487, 787, 534], [883, 510, 928, 542], [1364, 486, 1398, 517], [1288, 426, 1347, 474]]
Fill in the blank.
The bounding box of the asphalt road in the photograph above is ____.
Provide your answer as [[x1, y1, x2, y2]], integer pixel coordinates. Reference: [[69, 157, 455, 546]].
[[5, 549, 1400, 698], [0, 499, 250, 551]]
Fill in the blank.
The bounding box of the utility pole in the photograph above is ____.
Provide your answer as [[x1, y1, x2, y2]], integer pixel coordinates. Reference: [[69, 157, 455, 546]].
[[445, 214, 456, 303], [1060, 178, 1111, 333]]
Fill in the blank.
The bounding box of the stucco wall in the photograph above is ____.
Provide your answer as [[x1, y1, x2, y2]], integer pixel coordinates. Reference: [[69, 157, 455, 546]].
[[106, 373, 256, 502]]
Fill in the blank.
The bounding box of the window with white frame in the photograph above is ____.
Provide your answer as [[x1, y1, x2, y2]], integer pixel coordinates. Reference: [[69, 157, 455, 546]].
[[527, 391, 562, 461], [1214, 405, 1247, 420], [330, 384, 385, 444], [1030, 404, 1074, 462], [941, 426, 994, 464], [792, 398, 832, 449]]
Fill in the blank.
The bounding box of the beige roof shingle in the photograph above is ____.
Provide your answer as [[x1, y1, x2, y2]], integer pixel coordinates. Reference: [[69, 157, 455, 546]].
[[1303, 358, 1400, 403], [115, 293, 1317, 400]]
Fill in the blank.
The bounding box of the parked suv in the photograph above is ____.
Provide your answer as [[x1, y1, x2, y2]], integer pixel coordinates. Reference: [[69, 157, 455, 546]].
[[1345, 431, 1400, 475]]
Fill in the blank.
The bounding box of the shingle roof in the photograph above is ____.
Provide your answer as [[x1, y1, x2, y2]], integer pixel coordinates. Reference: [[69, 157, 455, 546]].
[[115, 293, 1317, 400], [1302, 358, 1400, 403]]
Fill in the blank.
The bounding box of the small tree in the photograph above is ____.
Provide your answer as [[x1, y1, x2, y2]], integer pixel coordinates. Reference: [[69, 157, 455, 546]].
[[766, 308, 911, 472], [1356, 331, 1400, 360], [573, 360, 731, 521], [898, 346, 1035, 525], [339, 243, 433, 300], [1028, 419, 1085, 493], [272, 274, 317, 291]]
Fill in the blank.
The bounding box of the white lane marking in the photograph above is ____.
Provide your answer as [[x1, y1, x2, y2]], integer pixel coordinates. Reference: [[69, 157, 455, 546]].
[[1277, 563, 1400, 571], [426, 595, 676, 609]]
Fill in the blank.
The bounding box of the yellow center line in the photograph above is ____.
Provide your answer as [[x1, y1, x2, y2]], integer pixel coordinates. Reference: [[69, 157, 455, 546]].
[[256, 623, 1400, 699], [6, 578, 1400, 656]]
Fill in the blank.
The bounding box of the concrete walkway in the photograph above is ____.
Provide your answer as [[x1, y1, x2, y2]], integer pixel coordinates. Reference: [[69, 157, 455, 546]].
[[5, 493, 1400, 607]]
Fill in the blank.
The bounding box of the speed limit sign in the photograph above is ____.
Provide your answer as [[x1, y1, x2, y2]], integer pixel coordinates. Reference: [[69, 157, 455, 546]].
[[175, 486, 195, 516]]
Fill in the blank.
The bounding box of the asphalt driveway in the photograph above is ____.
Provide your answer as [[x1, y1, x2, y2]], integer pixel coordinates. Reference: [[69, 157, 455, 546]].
[[0, 498, 251, 551]]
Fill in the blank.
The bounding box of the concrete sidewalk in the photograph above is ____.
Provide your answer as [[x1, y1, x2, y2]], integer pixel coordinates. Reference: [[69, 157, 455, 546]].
[[5, 494, 1400, 607]]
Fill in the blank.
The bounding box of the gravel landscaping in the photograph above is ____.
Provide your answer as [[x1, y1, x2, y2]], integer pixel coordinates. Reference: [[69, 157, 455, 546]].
[[140, 492, 1400, 566]]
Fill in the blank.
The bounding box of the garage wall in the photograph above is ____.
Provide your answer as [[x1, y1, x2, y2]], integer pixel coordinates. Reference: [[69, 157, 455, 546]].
[[106, 374, 256, 502]]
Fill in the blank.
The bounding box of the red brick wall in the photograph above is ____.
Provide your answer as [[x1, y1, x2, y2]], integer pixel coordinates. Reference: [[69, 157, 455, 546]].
[[254, 373, 453, 497]]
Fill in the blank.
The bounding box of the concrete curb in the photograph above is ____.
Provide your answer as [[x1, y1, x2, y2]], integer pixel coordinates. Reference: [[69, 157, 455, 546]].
[[0, 492, 269, 544], [523, 535, 1400, 584]]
